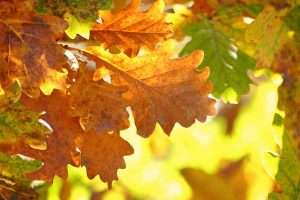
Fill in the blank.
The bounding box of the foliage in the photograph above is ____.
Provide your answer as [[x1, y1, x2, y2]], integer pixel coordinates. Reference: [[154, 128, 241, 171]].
[[0, 0, 300, 199]]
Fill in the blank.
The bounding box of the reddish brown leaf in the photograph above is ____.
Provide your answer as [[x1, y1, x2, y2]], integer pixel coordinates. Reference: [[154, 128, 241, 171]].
[[19, 92, 80, 181], [1, 90, 133, 185]]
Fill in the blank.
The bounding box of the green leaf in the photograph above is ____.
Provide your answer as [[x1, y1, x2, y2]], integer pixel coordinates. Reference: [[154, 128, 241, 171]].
[[35, 0, 112, 20], [0, 82, 50, 147], [180, 18, 255, 98], [0, 152, 41, 180], [268, 133, 300, 200], [245, 5, 288, 67], [64, 13, 92, 39], [0, 103, 50, 147], [284, 5, 300, 34]]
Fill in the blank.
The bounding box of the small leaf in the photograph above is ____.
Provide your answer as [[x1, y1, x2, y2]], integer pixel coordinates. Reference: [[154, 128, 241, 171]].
[[245, 5, 288, 67], [64, 13, 92, 39], [79, 131, 133, 187], [0, 152, 42, 180]]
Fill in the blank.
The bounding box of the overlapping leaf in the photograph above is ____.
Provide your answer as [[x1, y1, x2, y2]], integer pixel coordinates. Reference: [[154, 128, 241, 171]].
[[70, 66, 129, 133], [91, 0, 172, 55], [180, 18, 255, 98], [245, 5, 288, 68], [0, 1, 68, 97], [1, 90, 133, 185], [85, 46, 216, 137]]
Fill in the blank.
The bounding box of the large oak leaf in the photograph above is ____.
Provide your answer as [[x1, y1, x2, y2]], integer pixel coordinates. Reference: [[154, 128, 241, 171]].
[[85, 47, 216, 137]]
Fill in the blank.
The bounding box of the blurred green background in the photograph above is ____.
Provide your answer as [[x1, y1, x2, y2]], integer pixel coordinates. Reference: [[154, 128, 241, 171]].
[[46, 71, 283, 200]]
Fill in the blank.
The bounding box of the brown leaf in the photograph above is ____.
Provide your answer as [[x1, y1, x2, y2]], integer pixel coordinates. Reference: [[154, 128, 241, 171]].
[[0, 1, 68, 97], [19, 92, 80, 181], [91, 0, 172, 56], [70, 66, 130, 133], [182, 159, 248, 200], [79, 131, 133, 187], [2, 91, 133, 185], [85, 46, 216, 137]]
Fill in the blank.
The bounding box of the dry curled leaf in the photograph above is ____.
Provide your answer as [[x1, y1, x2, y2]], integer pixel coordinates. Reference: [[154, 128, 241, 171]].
[[85, 46, 216, 137], [91, 0, 172, 56]]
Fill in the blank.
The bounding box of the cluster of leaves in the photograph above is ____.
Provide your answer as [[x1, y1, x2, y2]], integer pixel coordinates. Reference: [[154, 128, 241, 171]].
[[0, 0, 216, 198], [1, 0, 300, 198]]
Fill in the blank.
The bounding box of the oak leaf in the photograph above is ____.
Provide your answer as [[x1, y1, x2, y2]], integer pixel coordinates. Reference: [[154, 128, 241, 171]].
[[180, 18, 255, 98], [85, 46, 216, 137], [91, 0, 172, 56], [79, 131, 133, 187], [245, 5, 288, 67], [2, 91, 133, 185], [70, 66, 129, 133], [0, 1, 68, 97]]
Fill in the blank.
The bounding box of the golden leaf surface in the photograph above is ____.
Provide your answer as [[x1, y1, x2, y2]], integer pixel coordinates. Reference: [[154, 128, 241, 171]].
[[91, 0, 172, 56], [84, 46, 216, 137]]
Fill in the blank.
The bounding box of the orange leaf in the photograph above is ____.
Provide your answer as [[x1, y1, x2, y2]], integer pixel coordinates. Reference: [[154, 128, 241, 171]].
[[70, 66, 130, 133], [79, 131, 133, 187], [91, 0, 172, 56], [2, 91, 133, 185], [85, 46, 216, 137]]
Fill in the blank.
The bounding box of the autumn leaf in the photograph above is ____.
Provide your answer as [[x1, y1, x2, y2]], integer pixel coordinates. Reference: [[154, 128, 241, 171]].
[[0, 1, 68, 97], [180, 17, 255, 99], [91, 0, 172, 56], [245, 5, 288, 68], [79, 131, 133, 187], [1, 90, 133, 185], [70, 66, 129, 133], [182, 159, 248, 200], [84, 46, 215, 137], [16, 92, 81, 182]]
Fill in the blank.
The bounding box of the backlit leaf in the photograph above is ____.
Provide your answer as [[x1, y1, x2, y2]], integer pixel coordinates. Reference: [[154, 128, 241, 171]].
[[91, 0, 172, 56], [85, 46, 216, 137], [181, 18, 255, 98]]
